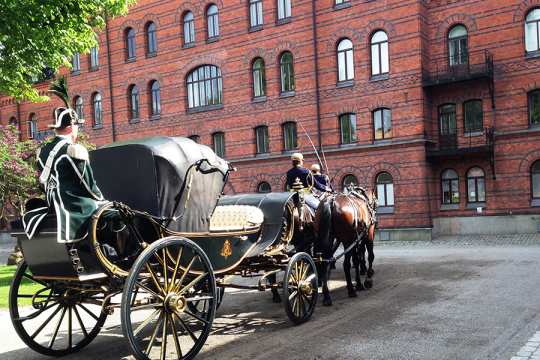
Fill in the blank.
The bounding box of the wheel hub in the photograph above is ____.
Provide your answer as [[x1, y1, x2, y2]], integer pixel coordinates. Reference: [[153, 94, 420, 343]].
[[298, 280, 313, 296], [165, 293, 186, 314]]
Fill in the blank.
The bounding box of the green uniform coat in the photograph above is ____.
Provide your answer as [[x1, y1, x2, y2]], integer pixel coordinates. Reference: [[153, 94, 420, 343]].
[[23, 136, 104, 242]]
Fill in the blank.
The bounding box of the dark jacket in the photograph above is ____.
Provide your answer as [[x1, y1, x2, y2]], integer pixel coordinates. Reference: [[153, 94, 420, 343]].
[[286, 166, 327, 192], [314, 173, 329, 188]]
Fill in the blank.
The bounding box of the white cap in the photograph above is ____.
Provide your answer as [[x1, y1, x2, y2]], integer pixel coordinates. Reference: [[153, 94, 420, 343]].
[[291, 153, 303, 161]]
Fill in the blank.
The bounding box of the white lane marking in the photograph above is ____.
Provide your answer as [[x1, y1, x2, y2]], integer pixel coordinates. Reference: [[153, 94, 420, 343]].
[[511, 331, 540, 359]]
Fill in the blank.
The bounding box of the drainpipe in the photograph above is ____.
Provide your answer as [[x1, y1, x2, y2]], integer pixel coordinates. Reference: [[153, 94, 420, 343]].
[[310, 0, 322, 150], [105, 17, 117, 142]]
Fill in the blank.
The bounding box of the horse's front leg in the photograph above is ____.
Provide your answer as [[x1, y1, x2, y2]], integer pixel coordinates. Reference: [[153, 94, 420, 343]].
[[352, 240, 365, 292], [319, 261, 333, 306], [343, 249, 357, 297], [364, 237, 375, 289]]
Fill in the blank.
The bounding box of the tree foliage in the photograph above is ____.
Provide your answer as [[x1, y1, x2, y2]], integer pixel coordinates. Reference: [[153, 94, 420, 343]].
[[0, 0, 135, 101]]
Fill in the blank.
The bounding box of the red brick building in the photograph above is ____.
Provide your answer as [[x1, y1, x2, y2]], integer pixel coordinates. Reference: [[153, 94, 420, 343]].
[[2, 0, 540, 239]]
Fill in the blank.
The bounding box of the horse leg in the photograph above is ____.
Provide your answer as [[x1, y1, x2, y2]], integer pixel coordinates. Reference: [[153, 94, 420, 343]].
[[268, 273, 281, 303], [359, 239, 367, 276], [320, 262, 333, 306], [352, 240, 365, 292], [343, 249, 356, 297], [364, 239, 375, 289]]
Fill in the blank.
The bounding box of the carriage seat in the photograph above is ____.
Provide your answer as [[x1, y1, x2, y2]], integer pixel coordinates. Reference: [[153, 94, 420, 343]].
[[209, 205, 264, 232]]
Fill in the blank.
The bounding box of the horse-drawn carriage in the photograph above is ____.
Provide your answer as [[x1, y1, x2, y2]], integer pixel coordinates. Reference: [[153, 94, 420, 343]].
[[9, 137, 320, 360]]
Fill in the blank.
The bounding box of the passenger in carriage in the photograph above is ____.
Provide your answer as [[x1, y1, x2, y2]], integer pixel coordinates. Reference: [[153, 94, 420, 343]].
[[286, 153, 330, 210]]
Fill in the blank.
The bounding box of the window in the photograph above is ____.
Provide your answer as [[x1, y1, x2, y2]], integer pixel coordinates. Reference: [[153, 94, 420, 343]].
[[92, 93, 103, 127], [183, 12, 195, 45], [146, 22, 157, 55], [282, 121, 297, 150], [337, 38, 354, 82], [528, 90, 540, 126], [90, 46, 99, 69], [150, 81, 161, 116], [27, 114, 37, 139], [213, 132, 225, 157], [250, 0, 264, 28], [439, 104, 457, 135], [532, 160, 540, 199], [8, 117, 17, 128], [126, 27, 136, 60], [467, 167, 486, 203], [376, 172, 394, 207], [441, 169, 459, 204], [207, 5, 219, 40], [279, 51, 295, 94], [189, 135, 200, 143], [462, 100, 483, 133], [128, 85, 140, 120], [74, 96, 84, 120], [525, 9, 540, 53], [448, 25, 468, 66], [342, 174, 358, 191], [255, 125, 269, 154], [72, 52, 80, 73], [186, 65, 223, 109], [370, 30, 389, 77], [257, 181, 272, 193], [373, 108, 392, 140], [277, 0, 292, 21], [252, 58, 266, 98], [339, 113, 357, 144], [335, 0, 350, 4]]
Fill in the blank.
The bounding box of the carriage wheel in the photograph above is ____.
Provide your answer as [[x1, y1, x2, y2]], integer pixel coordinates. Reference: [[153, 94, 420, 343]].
[[187, 285, 224, 316], [9, 262, 107, 356], [283, 252, 318, 325], [121, 236, 216, 360]]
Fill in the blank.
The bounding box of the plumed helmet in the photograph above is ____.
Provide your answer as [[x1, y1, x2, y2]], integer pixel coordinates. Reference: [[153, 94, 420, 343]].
[[47, 76, 85, 129], [291, 152, 303, 161]]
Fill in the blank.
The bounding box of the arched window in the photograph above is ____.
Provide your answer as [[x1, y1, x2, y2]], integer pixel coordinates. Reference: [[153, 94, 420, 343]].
[[528, 90, 540, 126], [27, 114, 37, 139], [149, 81, 161, 116], [370, 30, 389, 77], [252, 58, 266, 98], [463, 100, 483, 133], [441, 169, 459, 204], [72, 52, 80, 73], [337, 38, 354, 82], [186, 65, 223, 109], [277, 0, 292, 21], [342, 174, 358, 191], [8, 117, 17, 128], [376, 172, 394, 207], [467, 167, 486, 203], [183, 12, 195, 45], [257, 181, 272, 193], [448, 25, 468, 66], [146, 22, 157, 55], [250, 0, 264, 28], [532, 160, 540, 200], [255, 125, 269, 154], [279, 51, 295, 93], [74, 96, 84, 120], [207, 5, 219, 40], [525, 9, 540, 53], [129, 85, 140, 120], [188, 134, 200, 143], [90, 46, 99, 69], [213, 132, 225, 157], [373, 108, 392, 140], [282, 121, 297, 151], [92, 92, 103, 127], [125, 27, 136, 60], [339, 113, 357, 144]]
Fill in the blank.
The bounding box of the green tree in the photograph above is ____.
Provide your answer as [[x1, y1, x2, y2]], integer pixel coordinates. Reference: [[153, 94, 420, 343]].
[[0, 1, 135, 101]]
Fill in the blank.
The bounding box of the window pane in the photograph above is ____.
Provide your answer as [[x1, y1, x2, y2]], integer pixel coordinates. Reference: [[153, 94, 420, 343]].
[[374, 110, 382, 139], [530, 91, 540, 125], [383, 109, 392, 138], [449, 25, 467, 39], [371, 45, 380, 75], [346, 49, 354, 80], [533, 173, 540, 198], [451, 179, 460, 203], [381, 42, 389, 73], [371, 31, 387, 43], [464, 100, 483, 132], [468, 178, 476, 202], [250, 4, 257, 26], [526, 22, 539, 52], [278, 0, 284, 19], [477, 178, 485, 202], [468, 167, 484, 178], [386, 183, 394, 205], [338, 52, 346, 81], [442, 180, 451, 204], [377, 184, 386, 206], [285, 0, 291, 17]]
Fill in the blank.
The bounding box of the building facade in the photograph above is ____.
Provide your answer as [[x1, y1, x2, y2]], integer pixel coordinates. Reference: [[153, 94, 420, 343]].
[[1, 0, 540, 239]]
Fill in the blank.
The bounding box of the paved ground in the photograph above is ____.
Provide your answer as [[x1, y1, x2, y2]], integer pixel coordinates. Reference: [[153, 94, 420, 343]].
[[2, 235, 540, 359]]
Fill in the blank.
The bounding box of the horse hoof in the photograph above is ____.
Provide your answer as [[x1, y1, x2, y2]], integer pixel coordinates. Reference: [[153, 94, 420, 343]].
[[364, 279, 373, 289], [323, 298, 333, 306], [348, 290, 357, 298], [367, 269, 375, 277]]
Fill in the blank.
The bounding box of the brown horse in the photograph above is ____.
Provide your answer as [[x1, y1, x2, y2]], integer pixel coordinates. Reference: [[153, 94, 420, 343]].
[[320, 188, 376, 305]]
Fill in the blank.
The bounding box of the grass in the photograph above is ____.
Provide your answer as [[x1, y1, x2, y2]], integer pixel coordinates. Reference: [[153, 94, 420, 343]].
[[0, 265, 44, 309]]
